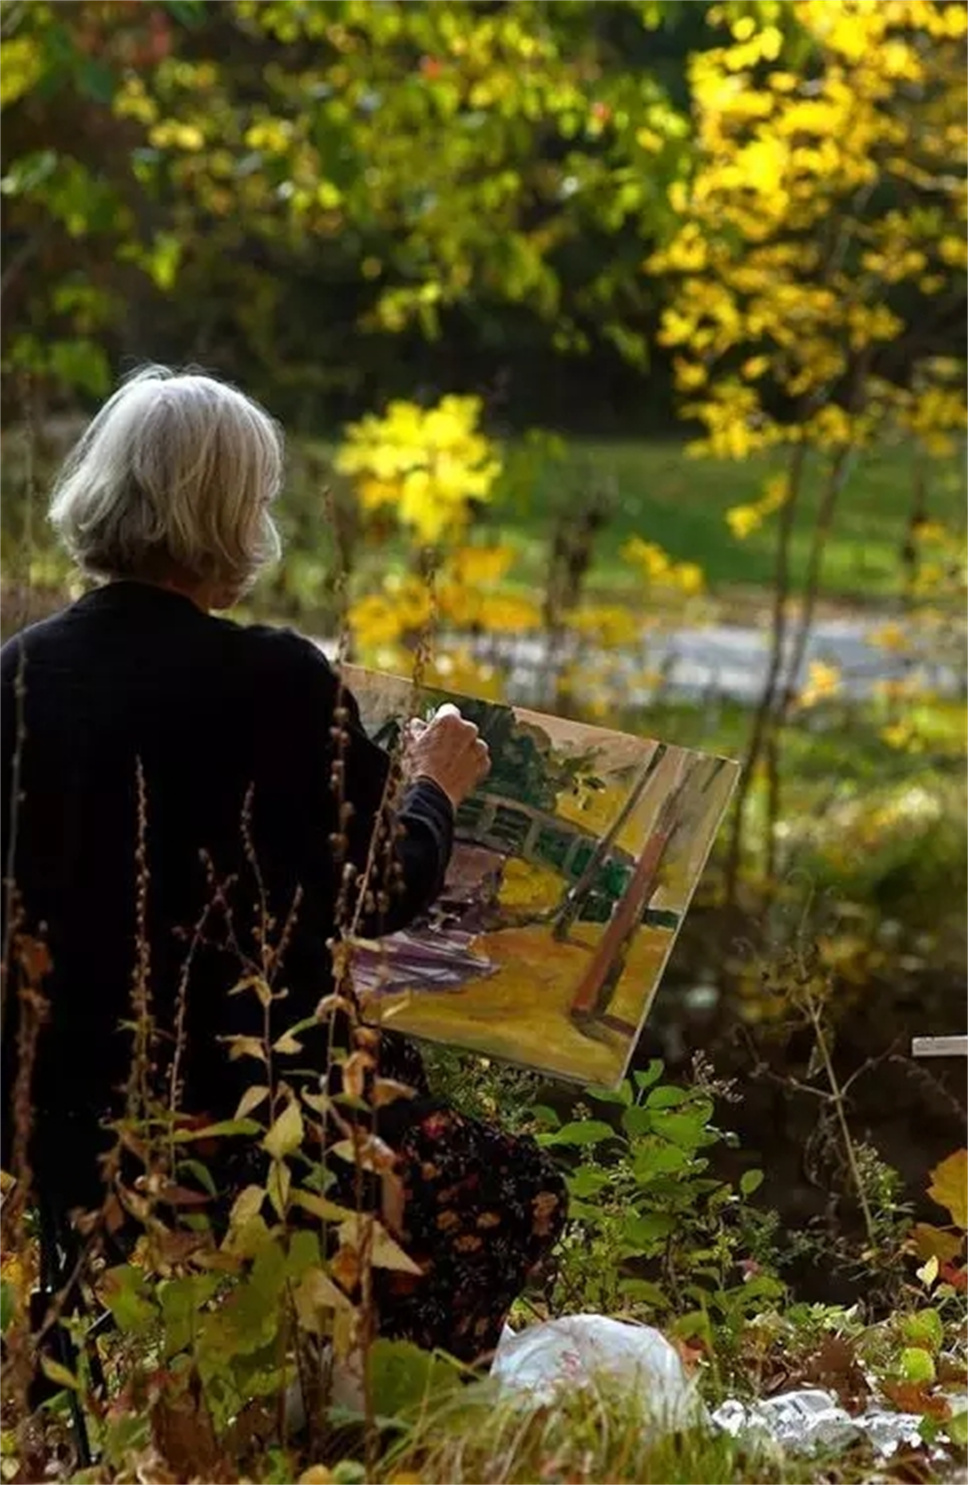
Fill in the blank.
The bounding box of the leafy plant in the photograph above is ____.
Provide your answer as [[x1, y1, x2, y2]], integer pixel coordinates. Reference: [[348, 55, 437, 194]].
[[533, 1062, 785, 1347]]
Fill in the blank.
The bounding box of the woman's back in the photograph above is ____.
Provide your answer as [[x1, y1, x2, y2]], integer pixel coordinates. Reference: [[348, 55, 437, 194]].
[[0, 583, 439, 1209]]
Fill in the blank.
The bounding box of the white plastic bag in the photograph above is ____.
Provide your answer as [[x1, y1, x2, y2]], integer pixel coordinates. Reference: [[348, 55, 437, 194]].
[[491, 1314, 703, 1428]]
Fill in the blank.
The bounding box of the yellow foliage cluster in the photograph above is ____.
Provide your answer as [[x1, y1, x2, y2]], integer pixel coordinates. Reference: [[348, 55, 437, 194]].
[[726, 473, 789, 539], [621, 537, 704, 595], [648, 0, 967, 473], [797, 660, 842, 709], [335, 397, 502, 545]]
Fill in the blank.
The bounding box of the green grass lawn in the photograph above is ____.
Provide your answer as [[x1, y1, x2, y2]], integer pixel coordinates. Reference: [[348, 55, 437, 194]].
[[285, 435, 964, 614], [486, 437, 966, 603]]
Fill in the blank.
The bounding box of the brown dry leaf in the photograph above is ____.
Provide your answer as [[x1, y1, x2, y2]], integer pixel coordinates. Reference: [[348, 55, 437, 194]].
[[17, 936, 52, 982], [928, 1149, 967, 1231], [372, 1078, 417, 1108], [670, 1335, 707, 1375], [911, 1222, 964, 1264], [343, 1050, 375, 1100], [806, 1335, 870, 1412], [158, 1183, 211, 1208], [229, 975, 273, 1008], [148, 1227, 210, 1267], [315, 993, 356, 1021], [882, 1381, 952, 1420], [882, 1443, 940, 1484], [330, 1244, 360, 1293], [151, 1381, 225, 1482], [220, 1035, 268, 1064]]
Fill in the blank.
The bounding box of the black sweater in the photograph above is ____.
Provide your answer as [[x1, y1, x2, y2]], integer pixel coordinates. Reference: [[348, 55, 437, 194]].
[[0, 582, 453, 1209]]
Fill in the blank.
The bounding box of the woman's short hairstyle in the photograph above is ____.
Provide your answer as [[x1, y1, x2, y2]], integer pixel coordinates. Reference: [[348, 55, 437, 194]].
[[48, 365, 284, 598]]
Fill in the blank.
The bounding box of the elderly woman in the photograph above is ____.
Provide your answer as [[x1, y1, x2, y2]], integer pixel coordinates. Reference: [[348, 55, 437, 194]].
[[0, 366, 565, 1365]]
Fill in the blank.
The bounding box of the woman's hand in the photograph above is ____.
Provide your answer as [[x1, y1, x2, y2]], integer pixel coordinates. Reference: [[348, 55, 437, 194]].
[[404, 703, 491, 811]]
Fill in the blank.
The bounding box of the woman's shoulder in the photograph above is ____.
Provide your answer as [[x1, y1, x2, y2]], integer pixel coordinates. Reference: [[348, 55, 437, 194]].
[[214, 616, 340, 697]]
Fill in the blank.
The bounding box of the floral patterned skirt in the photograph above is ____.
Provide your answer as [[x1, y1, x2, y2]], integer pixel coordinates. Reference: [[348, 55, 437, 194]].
[[372, 1103, 567, 1364]]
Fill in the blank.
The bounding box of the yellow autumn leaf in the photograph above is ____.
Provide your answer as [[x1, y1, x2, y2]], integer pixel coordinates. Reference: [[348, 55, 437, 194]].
[[798, 660, 841, 709], [291, 1189, 355, 1224], [298, 1467, 335, 1484], [234, 1084, 269, 1120], [262, 1098, 304, 1160], [450, 543, 514, 586], [267, 1158, 291, 1218], [338, 1215, 423, 1274], [916, 1254, 939, 1287], [226, 1184, 266, 1232], [928, 1149, 967, 1232], [293, 1269, 354, 1335], [273, 1029, 304, 1055]]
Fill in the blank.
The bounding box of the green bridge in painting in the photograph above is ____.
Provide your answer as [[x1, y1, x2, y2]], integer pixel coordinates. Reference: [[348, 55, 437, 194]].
[[455, 792, 680, 930]]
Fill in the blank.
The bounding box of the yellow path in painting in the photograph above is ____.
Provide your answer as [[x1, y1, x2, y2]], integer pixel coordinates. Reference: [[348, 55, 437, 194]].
[[363, 921, 673, 1086]]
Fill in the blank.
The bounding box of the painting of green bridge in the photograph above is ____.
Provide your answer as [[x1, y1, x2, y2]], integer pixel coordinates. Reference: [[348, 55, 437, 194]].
[[343, 665, 739, 1088]]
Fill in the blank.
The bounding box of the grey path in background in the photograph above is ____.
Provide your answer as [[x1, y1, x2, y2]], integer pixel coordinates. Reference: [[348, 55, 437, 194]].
[[316, 617, 961, 708]]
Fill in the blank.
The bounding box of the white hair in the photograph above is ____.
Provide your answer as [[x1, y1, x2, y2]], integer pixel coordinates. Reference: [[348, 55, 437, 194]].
[[48, 365, 284, 598]]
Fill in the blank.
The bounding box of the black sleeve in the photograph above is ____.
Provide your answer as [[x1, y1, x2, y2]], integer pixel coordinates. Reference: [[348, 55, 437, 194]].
[[285, 636, 454, 937]]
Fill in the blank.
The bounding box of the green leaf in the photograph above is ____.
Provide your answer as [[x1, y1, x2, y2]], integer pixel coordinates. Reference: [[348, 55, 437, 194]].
[[567, 1166, 611, 1198], [899, 1347, 936, 1385], [177, 1158, 217, 1197], [618, 1278, 668, 1307], [287, 1228, 322, 1279], [945, 1410, 968, 1448], [367, 1338, 462, 1422], [645, 1085, 689, 1109], [539, 1120, 615, 1148], [332, 1463, 368, 1485], [48, 338, 110, 397], [40, 1357, 78, 1391], [633, 1060, 664, 1090], [0, 1279, 15, 1336], [588, 1081, 633, 1106], [529, 1104, 561, 1129], [740, 1169, 764, 1197], [654, 1109, 715, 1150], [77, 58, 115, 104], [172, 1117, 262, 1142], [102, 1265, 158, 1335], [632, 1141, 690, 1181], [900, 1309, 944, 1355], [621, 1212, 676, 1248], [622, 1104, 653, 1137]]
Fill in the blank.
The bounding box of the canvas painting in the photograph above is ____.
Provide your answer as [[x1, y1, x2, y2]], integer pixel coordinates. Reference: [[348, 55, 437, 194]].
[[344, 666, 740, 1088]]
